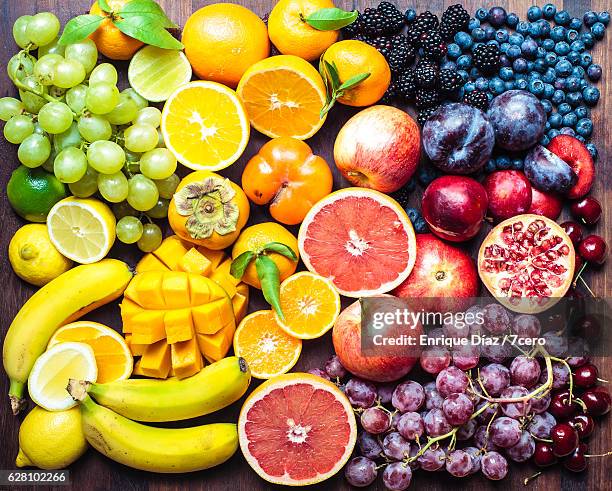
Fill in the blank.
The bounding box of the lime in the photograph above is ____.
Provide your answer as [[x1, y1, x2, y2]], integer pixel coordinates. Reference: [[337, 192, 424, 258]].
[[7, 166, 67, 222], [128, 46, 192, 102]]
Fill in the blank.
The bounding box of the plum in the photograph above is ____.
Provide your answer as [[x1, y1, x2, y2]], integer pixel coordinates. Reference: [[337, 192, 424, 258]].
[[528, 187, 563, 220], [547, 135, 594, 199], [524, 145, 577, 193], [487, 90, 546, 151], [484, 170, 532, 221], [422, 103, 495, 174]]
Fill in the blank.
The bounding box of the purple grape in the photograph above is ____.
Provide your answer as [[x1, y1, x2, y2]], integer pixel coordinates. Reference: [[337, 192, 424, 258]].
[[397, 412, 425, 440], [550, 362, 570, 389], [475, 400, 499, 424], [481, 451, 509, 480], [307, 368, 330, 380], [390, 411, 401, 430], [481, 341, 512, 363], [436, 366, 469, 397], [345, 378, 377, 409], [510, 356, 541, 388], [424, 382, 444, 410], [377, 383, 396, 404], [382, 432, 412, 461], [542, 331, 568, 357], [324, 355, 347, 379], [407, 444, 420, 470], [392, 381, 425, 412], [345, 456, 377, 487], [482, 303, 511, 334], [506, 430, 536, 462], [357, 431, 382, 459], [452, 344, 480, 370], [420, 348, 451, 375], [511, 314, 541, 338], [500, 386, 531, 418], [446, 449, 472, 477], [418, 445, 446, 471], [361, 407, 392, 434], [382, 462, 412, 491], [423, 408, 452, 437], [474, 425, 498, 451], [463, 446, 482, 474], [443, 316, 470, 338], [466, 305, 485, 336], [490, 416, 522, 448], [530, 386, 552, 414], [528, 412, 557, 439], [456, 419, 477, 440], [442, 393, 474, 426], [479, 363, 510, 396]]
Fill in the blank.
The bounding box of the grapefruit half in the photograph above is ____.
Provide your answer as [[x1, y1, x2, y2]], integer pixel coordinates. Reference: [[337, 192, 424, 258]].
[[238, 372, 357, 486], [298, 188, 417, 297]]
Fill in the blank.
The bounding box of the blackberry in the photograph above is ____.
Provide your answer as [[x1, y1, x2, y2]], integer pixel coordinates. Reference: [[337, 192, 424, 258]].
[[341, 13, 361, 39], [377, 2, 405, 32], [463, 89, 490, 111], [387, 35, 415, 73], [407, 11, 439, 47], [439, 69, 463, 92], [414, 60, 439, 89], [380, 81, 399, 104], [396, 69, 417, 99], [416, 88, 441, 109], [472, 44, 501, 74], [419, 31, 446, 61], [366, 36, 393, 57], [360, 5, 402, 36], [391, 186, 412, 208], [440, 4, 470, 41], [417, 105, 441, 126]]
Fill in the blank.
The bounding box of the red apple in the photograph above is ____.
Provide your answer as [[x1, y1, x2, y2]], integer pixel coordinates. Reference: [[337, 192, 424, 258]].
[[333, 105, 420, 193], [393, 234, 479, 312], [528, 187, 563, 220], [483, 170, 532, 221]]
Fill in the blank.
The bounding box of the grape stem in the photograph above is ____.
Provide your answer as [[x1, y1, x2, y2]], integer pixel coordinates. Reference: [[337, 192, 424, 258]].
[[523, 471, 542, 485], [12, 77, 78, 117]]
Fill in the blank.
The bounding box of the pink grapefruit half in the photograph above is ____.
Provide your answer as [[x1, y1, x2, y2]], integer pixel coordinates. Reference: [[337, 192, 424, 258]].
[[238, 373, 357, 486], [298, 188, 417, 297]]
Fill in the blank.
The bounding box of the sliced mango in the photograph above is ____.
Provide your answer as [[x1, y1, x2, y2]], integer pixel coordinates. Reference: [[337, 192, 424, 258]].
[[130, 311, 166, 344], [196, 245, 226, 270], [119, 298, 143, 331], [139, 340, 171, 378], [178, 248, 213, 276], [125, 333, 147, 357], [161, 272, 191, 308], [209, 271, 238, 298], [171, 337, 203, 379], [164, 308, 194, 344], [153, 235, 191, 270], [136, 253, 170, 273], [197, 322, 234, 362], [125, 273, 165, 309]]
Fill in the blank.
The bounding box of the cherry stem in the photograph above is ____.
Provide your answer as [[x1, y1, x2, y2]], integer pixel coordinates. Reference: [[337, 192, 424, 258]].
[[572, 261, 588, 288], [579, 276, 597, 298], [597, 377, 609, 384], [585, 451, 612, 458], [524, 471, 542, 485]]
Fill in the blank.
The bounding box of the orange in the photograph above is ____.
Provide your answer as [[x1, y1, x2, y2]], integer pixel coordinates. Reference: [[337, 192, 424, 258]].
[[241, 137, 333, 225], [236, 55, 327, 140], [268, 0, 339, 61], [182, 3, 269, 88], [89, 0, 144, 61], [275, 272, 341, 339], [233, 310, 301, 379], [231, 222, 299, 289], [47, 321, 133, 383], [322, 40, 391, 107]]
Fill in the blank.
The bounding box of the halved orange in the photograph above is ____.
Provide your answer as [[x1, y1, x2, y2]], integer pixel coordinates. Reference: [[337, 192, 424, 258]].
[[48, 321, 133, 383], [161, 81, 250, 171], [236, 55, 327, 140], [274, 272, 340, 339], [233, 310, 301, 379]]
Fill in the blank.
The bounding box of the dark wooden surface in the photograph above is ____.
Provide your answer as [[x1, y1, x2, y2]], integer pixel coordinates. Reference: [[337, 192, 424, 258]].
[[0, 1, 610, 490]]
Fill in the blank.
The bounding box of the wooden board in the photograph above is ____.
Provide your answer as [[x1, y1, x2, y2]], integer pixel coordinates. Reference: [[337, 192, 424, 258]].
[[0, 1, 610, 490]]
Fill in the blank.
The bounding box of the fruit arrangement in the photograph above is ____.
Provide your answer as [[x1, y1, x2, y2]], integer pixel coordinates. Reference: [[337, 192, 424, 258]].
[[0, 1, 609, 490]]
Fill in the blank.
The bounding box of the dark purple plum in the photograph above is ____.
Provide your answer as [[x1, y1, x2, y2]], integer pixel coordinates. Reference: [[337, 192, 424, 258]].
[[422, 103, 495, 174], [487, 90, 546, 151], [524, 145, 578, 193]]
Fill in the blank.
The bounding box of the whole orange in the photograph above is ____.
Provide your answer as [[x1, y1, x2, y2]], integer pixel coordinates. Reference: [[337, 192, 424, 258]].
[[268, 0, 339, 61], [322, 40, 391, 107], [182, 3, 270, 88], [89, 0, 144, 61]]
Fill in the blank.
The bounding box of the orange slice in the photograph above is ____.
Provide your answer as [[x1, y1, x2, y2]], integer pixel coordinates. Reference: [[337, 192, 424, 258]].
[[274, 272, 340, 339], [233, 310, 301, 379], [161, 81, 250, 171], [236, 55, 327, 140], [48, 321, 133, 383]]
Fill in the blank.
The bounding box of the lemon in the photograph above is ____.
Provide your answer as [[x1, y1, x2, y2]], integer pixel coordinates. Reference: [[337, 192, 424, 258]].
[[128, 45, 192, 102], [28, 342, 98, 411], [16, 406, 87, 469], [47, 197, 116, 264], [9, 224, 72, 286]]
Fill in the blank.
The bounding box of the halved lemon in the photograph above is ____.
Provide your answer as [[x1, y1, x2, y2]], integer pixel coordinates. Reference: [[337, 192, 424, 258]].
[[161, 81, 250, 171], [236, 55, 327, 140], [47, 197, 115, 264], [28, 342, 98, 411]]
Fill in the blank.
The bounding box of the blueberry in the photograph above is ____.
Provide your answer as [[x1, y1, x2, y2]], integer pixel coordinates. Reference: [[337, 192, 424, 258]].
[[543, 83, 555, 99], [485, 159, 497, 173], [580, 52, 593, 68], [584, 11, 598, 27], [585, 143, 598, 160], [529, 79, 545, 97], [570, 40, 586, 53], [572, 66, 586, 78], [454, 31, 473, 50], [496, 29, 509, 43], [485, 26, 496, 40], [575, 135, 586, 143], [515, 79, 528, 90], [521, 38, 539, 58], [499, 42, 511, 54], [537, 20, 551, 38], [558, 103, 572, 115], [469, 67, 481, 79], [468, 18, 481, 31], [506, 13, 519, 28], [513, 58, 528, 73], [575, 118, 593, 137], [547, 128, 561, 139], [566, 29, 580, 43], [504, 81, 515, 91], [527, 6, 542, 21], [405, 208, 429, 233], [417, 166, 441, 186], [587, 64, 602, 81], [566, 76, 581, 92], [582, 86, 600, 106], [555, 59, 573, 77], [562, 112, 578, 127], [539, 135, 551, 146], [567, 91, 583, 106], [532, 59, 546, 74], [517, 21, 530, 36], [508, 32, 525, 46], [542, 38, 555, 51], [554, 10, 571, 26], [569, 17, 583, 30], [554, 78, 567, 91], [489, 7, 507, 27], [475, 77, 489, 90], [536, 47, 547, 59], [405, 177, 417, 192], [511, 157, 525, 170], [551, 26, 567, 42], [447, 43, 462, 59], [597, 11, 610, 25], [500, 54, 511, 67], [528, 70, 541, 81], [499, 67, 514, 80], [475, 8, 489, 21], [541, 99, 553, 113], [463, 81, 476, 93], [489, 78, 505, 95], [472, 27, 486, 41], [566, 51, 580, 65], [559, 127, 576, 136], [581, 32, 595, 48], [548, 112, 563, 128], [554, 41, 571, 56], [574, 106, 590, 119], [542, 68, 557, 84], [486, 39, 500, 47], [457, 54, 473, 70], [591, 22, 605, 39], [528, 22, 541, 38], [545, 52, 558, 66], [542, 4, 557, 20], [496, 155, 512, 169], [457, 69, 470, 81], [507, 45, 522, 59]]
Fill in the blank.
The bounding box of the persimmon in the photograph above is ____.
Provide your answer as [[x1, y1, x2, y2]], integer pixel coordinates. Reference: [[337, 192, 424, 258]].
[[241, 137, 333, 225]]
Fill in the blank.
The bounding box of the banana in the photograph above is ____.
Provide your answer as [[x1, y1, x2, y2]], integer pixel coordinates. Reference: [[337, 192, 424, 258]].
[[77, 394, 238, 473], [74, 356, 250, 422], [3, 259, 133, 414]]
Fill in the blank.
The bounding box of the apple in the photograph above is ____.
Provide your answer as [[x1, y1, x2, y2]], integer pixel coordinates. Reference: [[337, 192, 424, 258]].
[[528, 187, 563, 220]]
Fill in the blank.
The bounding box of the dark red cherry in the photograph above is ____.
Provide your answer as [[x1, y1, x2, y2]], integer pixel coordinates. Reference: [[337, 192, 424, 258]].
[[560, 221, 583, 246], [573, 364, 598, 389], [549, 390, 578, 420], [568, 414, 595, 440], [581, 387, 611, 416], [533, 442, 558, 467], [563, 443, 588, 472], [551, 423, 579, 457], [570, 197, 602, 226], [578, 235, 608, 265]]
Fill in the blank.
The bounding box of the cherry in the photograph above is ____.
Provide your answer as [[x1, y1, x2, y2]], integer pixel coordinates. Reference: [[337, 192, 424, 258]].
[[578, 235, 608, 265], [563, 443, 588, 472], [570, 197, 602, 226], [550, 423, 579, 457], [560, 221, 583, 246], [549, 390, 578, 420], [581, 387, 611, 417], [573, 364, 598, 389], [568, 414, 595, 440], [533, 442, 558, 467]]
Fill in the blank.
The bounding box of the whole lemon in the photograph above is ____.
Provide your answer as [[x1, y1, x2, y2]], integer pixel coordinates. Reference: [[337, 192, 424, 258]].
[[9, 224, 72, 286], [16, 406, 87, 469]]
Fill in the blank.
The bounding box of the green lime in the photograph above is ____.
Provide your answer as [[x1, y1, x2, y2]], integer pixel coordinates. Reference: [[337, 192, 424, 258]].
[[7, 166, 67, 222]]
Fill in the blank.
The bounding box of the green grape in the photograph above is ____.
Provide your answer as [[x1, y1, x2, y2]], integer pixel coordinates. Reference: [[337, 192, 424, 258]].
[[18, 133, 51, 168], [125, 150, 141, 162], [127, 174, 159, 211], [86, 83, 119, 114], [112, 201, 138, 220], [0, 97, 24, 121], [49, 85, 66, 100], [68, 165, 98, 197], [66, 84, 87, 113], [18, 75, 47, 113], [26, 12, 60, 47], [156, 128, 165, 148], [89, 63, 118, 85], [137, 223, 163, 252], [105, 93, 139, 125], [98, 171, 129, 203], [87, 140, 125, 174], [78, 114, 112, 142], [13, 15, 33, 49], [122, 88, 148, 111], [139, 148, 177, 180], [145, 198, 170, 219], [41, 149, 57, 173], [154, 173, 180, 199], [64, 39, 98, 74], [54, 122, 82, 152], [33, 122, 46, 135], [33, 54, 62, 86], [54, 146, 87, 183], [38, 36, 65, 57], [4, 114, 34, 144], [38, 101, 73, 134], [116, 216, 144, 244], [133, 107, 161, 128], [53, 59, 86, 89], [124, 123, 158, 153], [8, 53, 35, 82]]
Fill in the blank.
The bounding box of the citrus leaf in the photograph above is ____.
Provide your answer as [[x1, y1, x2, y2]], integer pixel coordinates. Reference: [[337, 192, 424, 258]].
[[323, 60, 341, 90], [262, 242, 298, 261], [114, 16, 183, 49], [119, 0, 178, 28], [230, 251, 255, 280], [304, 8, 358, 31], [338, 72, 371, 91], [255, 255, 284, 321], [58, 15, 104, 45], [98, 0, 111, 12]]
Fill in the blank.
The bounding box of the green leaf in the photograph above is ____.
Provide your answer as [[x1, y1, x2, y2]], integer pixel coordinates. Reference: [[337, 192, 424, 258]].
[[98, 0, 111, 12], [262, 242, 298, 261], [323, 60, 341, 90], [114, 15, 183, 49], [119, 0, 178, 28], [304, 8, 358, 31], [230, 251, 255, 280], [338, 72, 371, 92], [255, 255, 284, 321], [58, 15, 104, 45]]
